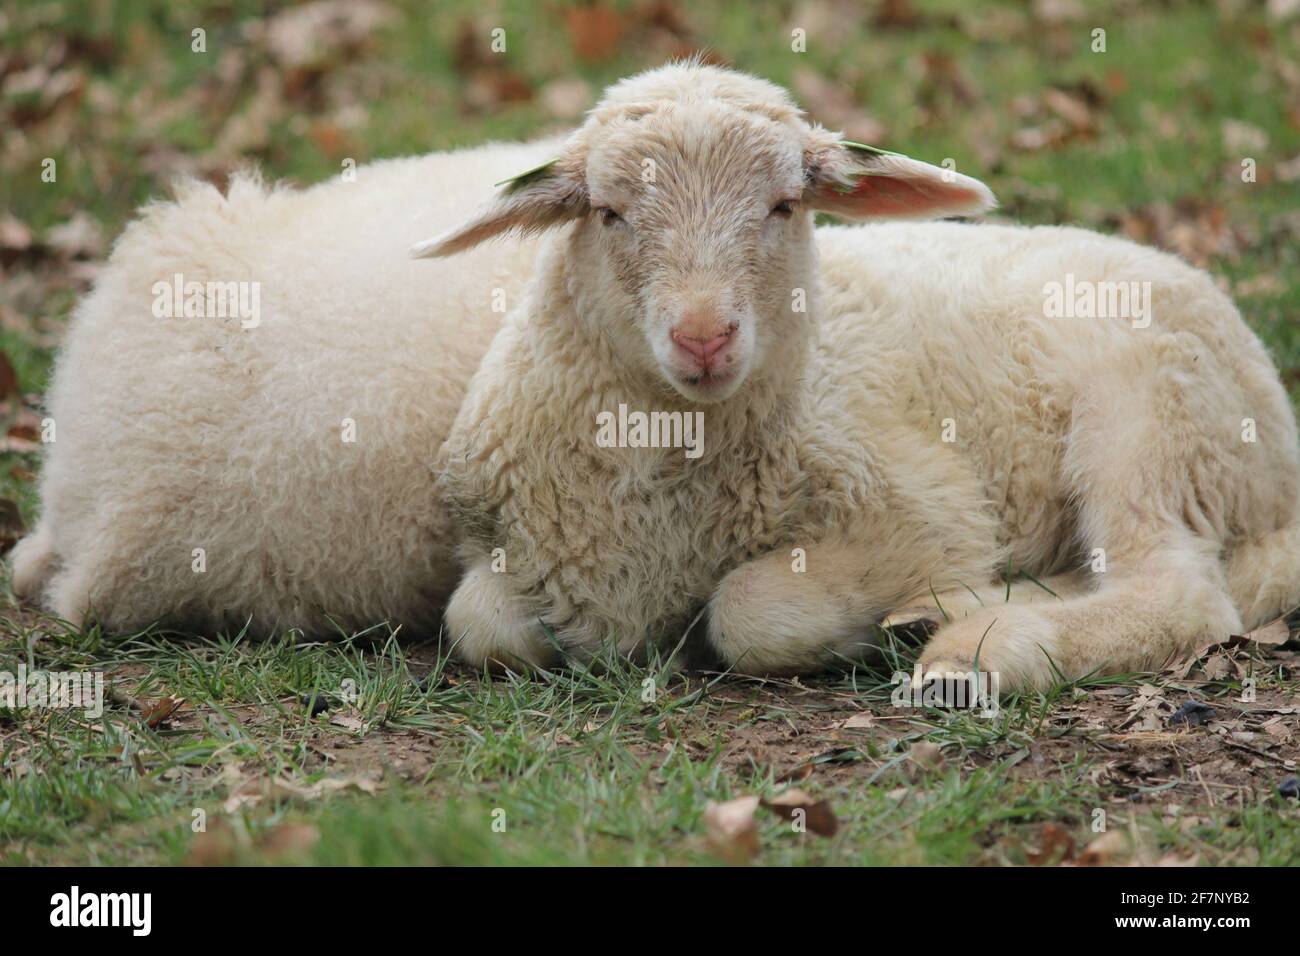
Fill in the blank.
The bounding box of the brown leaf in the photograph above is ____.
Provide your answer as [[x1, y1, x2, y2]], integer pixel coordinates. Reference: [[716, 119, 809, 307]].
[[1077, 830, 1131, 866], [452, 19, 489, 75], [792, 68, 888, 145], [463, 70, 534, 111], [0, 217, 33, 259], [906, 740, 945, 772], [254, 0, 395, 69], [874, 0, 922, 28], [1032, 0, 1085, 25], [762, 788, 839, 837], [309, 121, 348, 156], [0, 435, 39, 453], [1202, 651, 1233, 681], [8, 422, 38, 444], [1010, 122, 1068, 152], [1222, 118, 1269, 154], [328, 706, 368, 733], [1026, 822, 1075, 865], [1239, 616, 1290, 647], [1042, 87, 1096, 133], [140, 695, 185, 728], [703, 795, 761, 863], [256, 822, 320, 860], [0, 502, 25, 554], [539, 78, 592, 121], [186, 817, 239, 867], [566, 5, 625, 62], [774, 761, 816, 784], [918, 50, 978, 108], [1115, 200, 1245, 268], [0, 352, 17, 400], [45, 213, 104, 260]]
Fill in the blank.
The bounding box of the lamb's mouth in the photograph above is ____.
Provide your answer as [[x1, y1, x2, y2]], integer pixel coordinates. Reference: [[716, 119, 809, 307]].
[[681, 367, 736, 389]]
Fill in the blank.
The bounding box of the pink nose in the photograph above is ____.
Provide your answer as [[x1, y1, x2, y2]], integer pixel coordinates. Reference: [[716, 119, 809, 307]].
[[671, 325, 735, 361]]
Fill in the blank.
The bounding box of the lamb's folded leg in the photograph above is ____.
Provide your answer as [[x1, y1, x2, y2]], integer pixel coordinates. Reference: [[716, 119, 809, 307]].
[[445, 560, 555, 671], [705, 521, 988, 675], [705, 539, 885, 675]]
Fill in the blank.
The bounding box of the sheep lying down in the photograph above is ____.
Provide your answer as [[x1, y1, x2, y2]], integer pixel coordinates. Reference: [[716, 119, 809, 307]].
[[14, 63, 1300, 693]]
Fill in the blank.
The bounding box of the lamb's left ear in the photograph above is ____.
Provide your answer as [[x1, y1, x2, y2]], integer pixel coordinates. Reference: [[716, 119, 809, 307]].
[[410, 158, 588, 259], [804, 131, 996, 221]]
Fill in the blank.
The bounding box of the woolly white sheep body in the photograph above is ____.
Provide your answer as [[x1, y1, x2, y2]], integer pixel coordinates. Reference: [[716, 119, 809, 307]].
[[11, 138, 557, 635]]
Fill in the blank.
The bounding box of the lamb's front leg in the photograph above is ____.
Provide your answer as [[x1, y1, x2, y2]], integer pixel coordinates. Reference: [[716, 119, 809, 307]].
[[917, 536, 1242, 692], [445, 560, 557, 671], [706, 537, 894, 674]]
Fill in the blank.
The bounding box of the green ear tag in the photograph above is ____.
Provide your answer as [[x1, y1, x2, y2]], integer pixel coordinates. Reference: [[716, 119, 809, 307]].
[[493, 158, 558, 191], [840, 140, 906, 159], [834, 141, 909, 193]]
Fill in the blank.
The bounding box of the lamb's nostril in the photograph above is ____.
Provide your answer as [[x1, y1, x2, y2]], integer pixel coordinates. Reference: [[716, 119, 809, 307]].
[[671, 324, 736, 361]]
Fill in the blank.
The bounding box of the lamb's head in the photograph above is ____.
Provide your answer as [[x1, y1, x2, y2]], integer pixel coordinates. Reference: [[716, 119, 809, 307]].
[[414, 63, 995, 403]]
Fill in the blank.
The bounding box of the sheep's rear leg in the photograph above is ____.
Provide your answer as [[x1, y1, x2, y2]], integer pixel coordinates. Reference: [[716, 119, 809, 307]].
[[883, 572, 1092, 630], [917, 534, 1240, 690], [920, 338, 1246, 691]]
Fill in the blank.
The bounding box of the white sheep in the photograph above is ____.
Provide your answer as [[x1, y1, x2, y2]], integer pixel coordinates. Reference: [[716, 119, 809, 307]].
[[417, 63, 1300, 691], [10, 137, 560, 636]]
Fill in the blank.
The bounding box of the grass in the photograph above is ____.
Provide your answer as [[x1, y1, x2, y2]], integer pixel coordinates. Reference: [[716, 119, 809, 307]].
[[2, 0, 1299, 865], [3, 607, 1297, 865]]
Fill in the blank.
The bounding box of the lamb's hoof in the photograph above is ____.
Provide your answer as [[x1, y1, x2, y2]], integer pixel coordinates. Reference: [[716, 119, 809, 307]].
[[909, 659, 994, 709]]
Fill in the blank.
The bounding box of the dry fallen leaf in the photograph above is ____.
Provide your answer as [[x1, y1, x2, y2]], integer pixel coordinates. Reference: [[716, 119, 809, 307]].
[[761, 788, 839, 837], [44, 212, 104, 260], [0, 498, 23, 554], [1077, 829, 1131, 866], [703, 795, 761, 863], [186, 817, 239, 867], [0, 351, 18, 400], [252, 0, 395, 69], [0, 217, 33, 260], [256, 821, 321, 860], [566, 4, 625, 62], [1239, 616, 1290, 647], [906, 740, 945, 772], [1116, 200, 1246, 268], [224, 771, 382, 813], [1026, 822, 1076, 865], [1202, 651, 1233, 681], [539, 78, 592, 121], [1222, 118, 1269, 154], [328, 706, 368, 733], [792, 67, 888, 145], [139, 695, 185, 729]]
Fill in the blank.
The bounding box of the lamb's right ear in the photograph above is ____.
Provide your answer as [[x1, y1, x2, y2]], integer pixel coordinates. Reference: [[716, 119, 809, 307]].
[[410, 159, 588, 259]]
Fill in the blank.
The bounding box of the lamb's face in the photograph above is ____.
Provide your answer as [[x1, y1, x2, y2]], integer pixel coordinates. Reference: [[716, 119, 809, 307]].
[[413, 64, 997, 404], [579, 105, 812, 403]]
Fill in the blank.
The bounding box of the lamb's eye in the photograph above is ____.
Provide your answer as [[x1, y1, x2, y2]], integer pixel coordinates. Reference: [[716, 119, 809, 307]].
[[596, 207, 623, 225], [769, 199, 797, 218]]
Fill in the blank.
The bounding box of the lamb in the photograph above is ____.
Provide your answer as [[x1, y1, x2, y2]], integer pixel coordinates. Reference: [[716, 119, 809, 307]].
[[420, 62, 1300, 691], [10, 137, 561, 636]]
